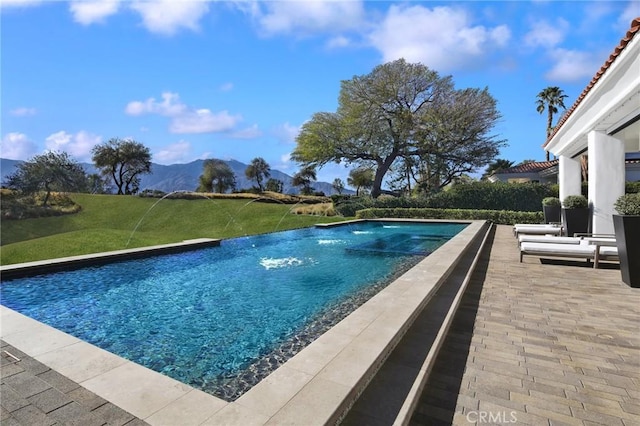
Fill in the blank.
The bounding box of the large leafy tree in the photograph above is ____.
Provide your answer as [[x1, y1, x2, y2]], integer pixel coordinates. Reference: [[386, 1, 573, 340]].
[[292, 166, 317, 195], [92, 138, 152, 195], [292, 59, 504, 197], [410, 87, 504, 193], [197, 159, 236, 193], [5, 151, 87, 206], [536, 86, 568, 161], [245, 157, 271, 192]]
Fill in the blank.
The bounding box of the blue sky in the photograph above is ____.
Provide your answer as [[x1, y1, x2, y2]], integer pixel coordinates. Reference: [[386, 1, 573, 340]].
[[2, 0, 639, 186]]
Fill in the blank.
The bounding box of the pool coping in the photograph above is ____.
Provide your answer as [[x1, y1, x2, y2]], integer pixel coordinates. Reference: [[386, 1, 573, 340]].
[[0, 238, 221, 280], [0, 219, 487, 425]]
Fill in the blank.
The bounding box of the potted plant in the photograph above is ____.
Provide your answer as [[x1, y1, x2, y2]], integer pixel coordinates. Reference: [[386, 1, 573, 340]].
[[613, 193, 640, 287], [562, 195, 590, 237], [542, 197, 561, 224]]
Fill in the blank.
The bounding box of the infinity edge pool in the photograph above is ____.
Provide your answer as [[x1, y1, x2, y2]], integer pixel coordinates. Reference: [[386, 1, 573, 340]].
[[0, 219, 488, 425]]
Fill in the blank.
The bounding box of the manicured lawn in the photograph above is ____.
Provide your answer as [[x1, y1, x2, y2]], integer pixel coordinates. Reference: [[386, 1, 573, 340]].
[[0, 193, 346, 265]]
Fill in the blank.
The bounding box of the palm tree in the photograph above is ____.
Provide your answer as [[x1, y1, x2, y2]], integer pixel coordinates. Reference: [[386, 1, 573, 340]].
[[482, 158, 514, 180], [536, 86, 568, 161]]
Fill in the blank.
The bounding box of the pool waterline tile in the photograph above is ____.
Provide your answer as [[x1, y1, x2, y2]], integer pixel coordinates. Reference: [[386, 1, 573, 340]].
[[0, 219, 486, 425]]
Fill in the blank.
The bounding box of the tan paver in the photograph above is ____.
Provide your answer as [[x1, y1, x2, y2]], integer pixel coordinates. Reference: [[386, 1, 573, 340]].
[[410, 225, 640, 426]]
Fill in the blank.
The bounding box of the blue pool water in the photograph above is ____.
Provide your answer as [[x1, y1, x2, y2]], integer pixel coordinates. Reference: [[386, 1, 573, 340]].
[[1, 221, 466, 400]]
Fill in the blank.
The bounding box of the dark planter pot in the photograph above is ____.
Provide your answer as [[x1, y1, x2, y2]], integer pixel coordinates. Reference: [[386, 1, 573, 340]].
[[562, 208, 590, 237], [543, 205, 561, 224], [613, 214, 640, 288]]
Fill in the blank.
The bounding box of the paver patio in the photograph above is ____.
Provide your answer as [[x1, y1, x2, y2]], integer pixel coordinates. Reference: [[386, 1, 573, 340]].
[[411, 225, 640, 426]]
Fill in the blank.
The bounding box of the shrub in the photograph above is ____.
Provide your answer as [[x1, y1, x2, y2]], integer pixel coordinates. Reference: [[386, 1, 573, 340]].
[[355, 207, 543, 225], [333, 196, 374, 217], [542, 197, 561, 207], [139, 189, 167, 198], [0, 191, 81, 220], [425, 182, 556, 212], [626, 181, 640, 194], [614, 193, 640, 215], [562, 195, 588, 209], [290, 203, 336, 216]]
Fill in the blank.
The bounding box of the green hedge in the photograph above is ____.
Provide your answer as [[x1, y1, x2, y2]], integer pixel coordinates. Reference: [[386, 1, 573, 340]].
[[334, 182, 557, 212], [425, 182, 556, 212], [355, 207, 543, 225], [626, 181, 640, 194]]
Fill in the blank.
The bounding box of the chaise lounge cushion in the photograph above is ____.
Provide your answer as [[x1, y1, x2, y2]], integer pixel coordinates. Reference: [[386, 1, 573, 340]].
[[519, 241, 618, 268], [513, 225, 563, 237], [520, 242, 595, 256], [518, 235, 582, 245]]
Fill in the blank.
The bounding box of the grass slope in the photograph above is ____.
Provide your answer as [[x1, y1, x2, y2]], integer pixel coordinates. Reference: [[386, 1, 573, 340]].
[[1, 193, 345, 265]]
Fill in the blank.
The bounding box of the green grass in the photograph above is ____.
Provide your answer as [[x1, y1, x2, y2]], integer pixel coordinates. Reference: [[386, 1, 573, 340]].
[[1, 193, 346, 265]]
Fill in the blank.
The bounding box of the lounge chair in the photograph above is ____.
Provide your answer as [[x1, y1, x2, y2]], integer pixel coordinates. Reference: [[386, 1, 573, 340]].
[[519, 239, 618, 268], [513, 223, 563, 237], [518, 234, 615, 246]]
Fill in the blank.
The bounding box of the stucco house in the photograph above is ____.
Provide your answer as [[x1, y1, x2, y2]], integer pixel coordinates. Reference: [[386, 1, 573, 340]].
[[489, 155, 640, 184], [542, 17, 640, 235], [488, 160, 559, 184]]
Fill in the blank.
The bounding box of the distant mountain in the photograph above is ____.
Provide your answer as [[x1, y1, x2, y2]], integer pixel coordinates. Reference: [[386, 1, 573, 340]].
[[0, 158, 351, 195]]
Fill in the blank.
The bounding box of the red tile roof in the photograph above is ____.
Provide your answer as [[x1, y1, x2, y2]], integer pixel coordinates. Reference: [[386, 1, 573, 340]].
[[496, 160, 558, 175], [543, 17, 640, 147]]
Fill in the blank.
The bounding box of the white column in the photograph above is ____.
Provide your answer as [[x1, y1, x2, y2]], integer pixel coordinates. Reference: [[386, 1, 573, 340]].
[[588, 131, 625, 235], [558, 155, 582, 202]]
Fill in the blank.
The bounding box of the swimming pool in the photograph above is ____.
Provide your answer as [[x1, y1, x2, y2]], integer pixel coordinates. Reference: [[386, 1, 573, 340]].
[[0, 220, 466, 401]]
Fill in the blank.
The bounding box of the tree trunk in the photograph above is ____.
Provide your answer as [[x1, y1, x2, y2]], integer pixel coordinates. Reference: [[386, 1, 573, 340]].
[[371, 152, 399, 198], [42, 183, 51, 207], [545, 108, 554, 161]]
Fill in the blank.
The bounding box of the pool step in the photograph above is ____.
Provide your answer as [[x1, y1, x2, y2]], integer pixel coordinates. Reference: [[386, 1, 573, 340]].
[[339, 223, 494, 425]]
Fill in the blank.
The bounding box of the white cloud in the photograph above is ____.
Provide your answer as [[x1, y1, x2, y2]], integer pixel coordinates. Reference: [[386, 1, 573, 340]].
[[5, 0, 209, 35], [368, 5, 511, 72], [45, 131, 72, 150], [545, 48, 601, 82], [255, 1, 365, 36], [524, 18, 569, 48], [45, 130, 101, 161], [129, 0, 210, 36], [10, 107, 37, 117], [69, 0, 120, 25], [125, 92, 187, 116], [170, 109, 241, 134], [273, 122, 300, 144], [154, 140, 191, 164], [231, 124, 262, 139], [1, 132, 38, 160], [126, 92, 242, 134]]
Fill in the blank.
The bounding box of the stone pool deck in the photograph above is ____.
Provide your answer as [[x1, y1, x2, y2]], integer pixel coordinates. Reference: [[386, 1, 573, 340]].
[[411, 225, 640, 425], [2, 224, 639, 425]]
